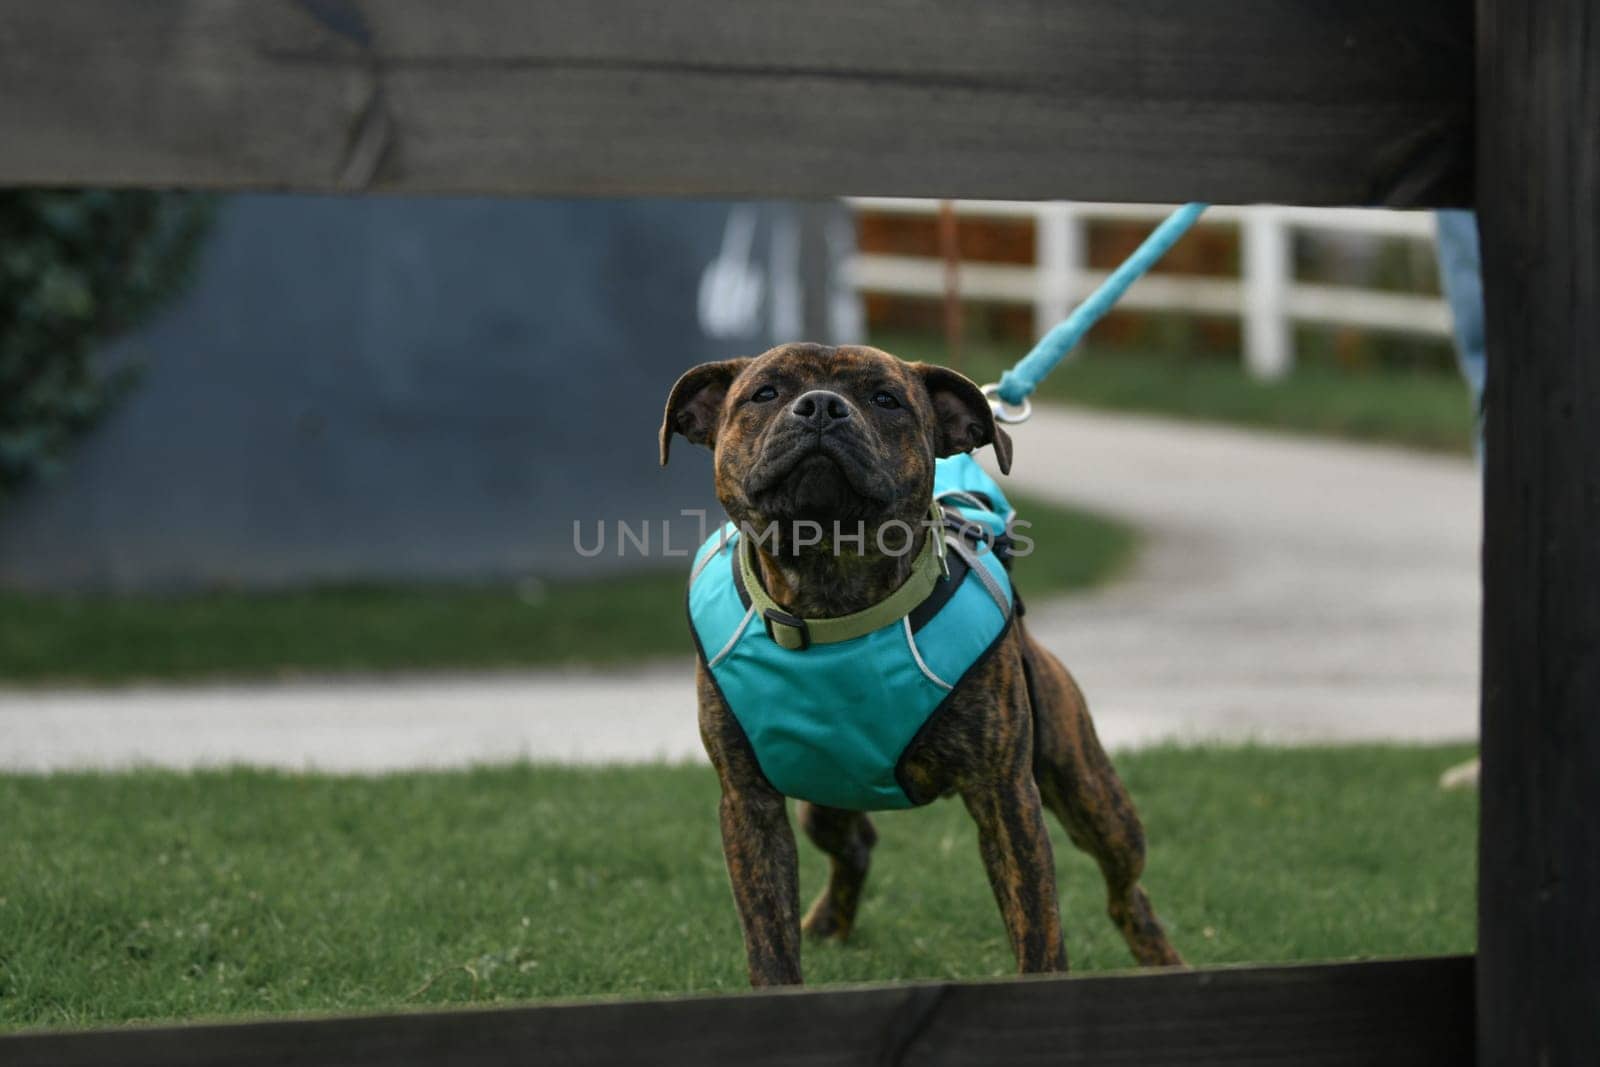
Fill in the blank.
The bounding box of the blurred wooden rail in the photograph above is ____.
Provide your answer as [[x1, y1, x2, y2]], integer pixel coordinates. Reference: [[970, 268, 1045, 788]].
[[848, 198, 1451, 378], [3, 957, 1473, 1067], [0, 0, 1470, 205]]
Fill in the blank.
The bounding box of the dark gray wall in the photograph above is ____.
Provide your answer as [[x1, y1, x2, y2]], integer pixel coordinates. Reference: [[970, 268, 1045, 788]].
[[0, 196, 857, 592]]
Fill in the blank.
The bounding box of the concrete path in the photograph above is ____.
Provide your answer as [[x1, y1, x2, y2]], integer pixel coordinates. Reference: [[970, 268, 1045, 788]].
[[0, 408, 1481, 773], [1012, 409, 1480, 749]]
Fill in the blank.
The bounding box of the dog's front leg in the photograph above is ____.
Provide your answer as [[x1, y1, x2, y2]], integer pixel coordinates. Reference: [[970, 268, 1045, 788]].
[[699, 666, 803, 986], [961, 770, 1068, 973], [718, 782, 803, 986]]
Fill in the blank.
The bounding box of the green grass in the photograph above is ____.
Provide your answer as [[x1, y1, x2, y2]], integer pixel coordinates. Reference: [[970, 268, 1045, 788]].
[[879, 333, 1477, 455], [0, 744, 1477, 1032], [0, 494, 1130, 686], [0, 572, 689, 686]]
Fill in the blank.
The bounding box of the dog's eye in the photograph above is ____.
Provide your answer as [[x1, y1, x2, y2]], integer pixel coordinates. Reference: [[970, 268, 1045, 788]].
[[750, 385, 778, 403], [871, 391, 901, 410]]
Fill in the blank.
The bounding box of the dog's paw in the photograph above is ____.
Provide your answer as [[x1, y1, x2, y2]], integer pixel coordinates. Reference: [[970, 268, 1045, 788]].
[[801, 900, 852, 942]]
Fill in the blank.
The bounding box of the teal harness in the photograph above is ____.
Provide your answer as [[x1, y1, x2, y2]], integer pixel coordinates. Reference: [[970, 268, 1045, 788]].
[[687, 455, 1016, 811]]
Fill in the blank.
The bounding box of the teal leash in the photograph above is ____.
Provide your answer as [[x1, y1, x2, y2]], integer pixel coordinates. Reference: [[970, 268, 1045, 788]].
[[983, 202, 1208, 421]]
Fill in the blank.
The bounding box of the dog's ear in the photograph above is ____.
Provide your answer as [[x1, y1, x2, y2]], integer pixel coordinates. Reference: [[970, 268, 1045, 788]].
[[911, 363, 1013, 475], [659, 358, 752, 466]]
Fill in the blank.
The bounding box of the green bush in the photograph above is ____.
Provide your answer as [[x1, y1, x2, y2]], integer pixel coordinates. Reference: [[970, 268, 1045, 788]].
[[0, 189, 215, 501]]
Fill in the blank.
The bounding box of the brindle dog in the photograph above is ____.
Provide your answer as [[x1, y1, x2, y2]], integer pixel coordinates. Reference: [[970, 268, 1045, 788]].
[[660, 342, 1183, 986]]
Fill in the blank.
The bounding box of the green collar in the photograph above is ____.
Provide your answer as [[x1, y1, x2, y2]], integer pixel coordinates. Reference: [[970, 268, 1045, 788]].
[[738, 505, 949, 651]]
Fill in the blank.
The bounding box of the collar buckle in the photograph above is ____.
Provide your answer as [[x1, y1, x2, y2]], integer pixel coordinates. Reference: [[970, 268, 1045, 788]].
[[763, 608, 811, 651]]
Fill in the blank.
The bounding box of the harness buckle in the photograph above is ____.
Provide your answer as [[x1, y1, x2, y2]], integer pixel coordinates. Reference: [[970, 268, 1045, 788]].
[[763, 608, 811, 651]]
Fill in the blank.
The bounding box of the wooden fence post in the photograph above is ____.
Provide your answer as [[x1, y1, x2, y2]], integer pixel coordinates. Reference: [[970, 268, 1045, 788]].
[[1242, 208, 1292, 379], [1476, 0, 1600, 1063], [1034, 201, 1085, 341]]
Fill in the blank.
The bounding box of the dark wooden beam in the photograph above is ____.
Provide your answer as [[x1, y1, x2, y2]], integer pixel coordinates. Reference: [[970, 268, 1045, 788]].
[[1476, 0, 1600, 1063], [0, 1, 1471, 206], [1, 956, 1472, 1067]]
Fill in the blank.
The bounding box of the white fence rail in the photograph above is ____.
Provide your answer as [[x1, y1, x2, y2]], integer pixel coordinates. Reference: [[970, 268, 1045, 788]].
[[846, 199, 1451, 380]]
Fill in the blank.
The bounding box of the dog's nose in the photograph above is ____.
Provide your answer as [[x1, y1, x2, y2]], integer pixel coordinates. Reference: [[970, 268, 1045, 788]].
[[790, 389, 851, 429]]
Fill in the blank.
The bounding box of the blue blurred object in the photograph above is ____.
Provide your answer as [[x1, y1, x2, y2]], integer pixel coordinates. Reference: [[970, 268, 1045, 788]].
[[1434, 209, 1486, 450]]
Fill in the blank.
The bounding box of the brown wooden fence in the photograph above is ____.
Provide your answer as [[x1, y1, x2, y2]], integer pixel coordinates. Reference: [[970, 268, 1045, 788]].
[[0, 2, 1594, 1063]]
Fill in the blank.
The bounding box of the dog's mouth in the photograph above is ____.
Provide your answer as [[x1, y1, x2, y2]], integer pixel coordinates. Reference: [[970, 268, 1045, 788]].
[[745, 434, 892, 522]]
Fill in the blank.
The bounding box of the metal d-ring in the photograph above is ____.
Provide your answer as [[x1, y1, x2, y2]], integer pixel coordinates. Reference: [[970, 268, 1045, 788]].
[[980, 383, 1032, 424]]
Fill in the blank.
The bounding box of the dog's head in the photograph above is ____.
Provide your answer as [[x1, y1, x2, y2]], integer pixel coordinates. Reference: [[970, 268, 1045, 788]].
[[660, 343, 1011, 546]]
